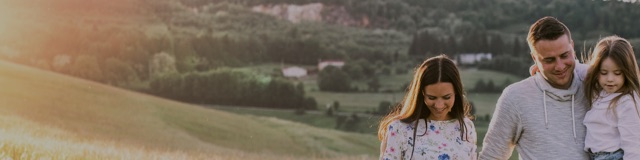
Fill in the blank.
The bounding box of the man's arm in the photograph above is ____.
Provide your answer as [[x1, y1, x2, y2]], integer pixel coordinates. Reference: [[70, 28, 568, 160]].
[[479, 89, 521, 160]]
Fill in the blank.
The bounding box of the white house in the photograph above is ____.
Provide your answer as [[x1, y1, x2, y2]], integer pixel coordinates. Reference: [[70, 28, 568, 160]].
[[282, 66, 308, 78], [318, 60, 345, 71], [456, 53, 492, 65]]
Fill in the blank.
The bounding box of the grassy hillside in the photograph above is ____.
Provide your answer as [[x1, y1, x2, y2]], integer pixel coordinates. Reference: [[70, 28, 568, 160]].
[[0, 60, 378, 159]]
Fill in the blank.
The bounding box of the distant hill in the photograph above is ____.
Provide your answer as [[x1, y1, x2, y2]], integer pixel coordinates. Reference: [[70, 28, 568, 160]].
[[0, 60, 378, 159]]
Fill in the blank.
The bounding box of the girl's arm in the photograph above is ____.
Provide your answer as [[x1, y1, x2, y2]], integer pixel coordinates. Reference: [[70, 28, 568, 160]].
[[616, 96, 640, 159]]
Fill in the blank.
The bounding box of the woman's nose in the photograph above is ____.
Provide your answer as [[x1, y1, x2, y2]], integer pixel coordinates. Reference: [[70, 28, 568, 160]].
[[435, 100, 444, 108]]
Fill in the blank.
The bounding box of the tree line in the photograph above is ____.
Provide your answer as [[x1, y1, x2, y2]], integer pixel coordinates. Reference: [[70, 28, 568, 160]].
[[149, 68, 317, 110], [6, 0, 640, 111]]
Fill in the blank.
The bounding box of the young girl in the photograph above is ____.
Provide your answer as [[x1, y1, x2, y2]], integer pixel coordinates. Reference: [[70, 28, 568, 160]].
[[583, 35, 640, 160]]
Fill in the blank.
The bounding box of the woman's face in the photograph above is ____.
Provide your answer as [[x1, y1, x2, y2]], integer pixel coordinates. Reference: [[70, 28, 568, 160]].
[[422, 82, 455, 121]]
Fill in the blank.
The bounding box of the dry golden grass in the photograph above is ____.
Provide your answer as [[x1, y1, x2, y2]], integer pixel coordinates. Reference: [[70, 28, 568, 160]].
[[0, 113, 375, 160], [0, 60, 377, 159]]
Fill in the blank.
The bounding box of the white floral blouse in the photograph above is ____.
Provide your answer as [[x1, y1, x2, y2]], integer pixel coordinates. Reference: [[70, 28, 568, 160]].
[[382, 118, 477, 160]]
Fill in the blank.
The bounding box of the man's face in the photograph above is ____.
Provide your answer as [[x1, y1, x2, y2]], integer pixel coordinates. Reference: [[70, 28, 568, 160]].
[[532, 34, 575, 89]]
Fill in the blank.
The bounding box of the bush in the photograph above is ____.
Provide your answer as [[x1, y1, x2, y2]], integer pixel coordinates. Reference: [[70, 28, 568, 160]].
[[477, 55, 529, 78], [333, 101, 340, 111], [326, 107, 334, 116], [304, 97, 318, 110], [378, 101, 392, 115], [318, 66, 352, 92], [104, 58, 139, 86], [395, 66, 408, 75], [380, 66, 392, 75]]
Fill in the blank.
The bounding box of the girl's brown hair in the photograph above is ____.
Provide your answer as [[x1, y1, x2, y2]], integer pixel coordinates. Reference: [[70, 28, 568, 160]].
[[583, 36, 640, 114]]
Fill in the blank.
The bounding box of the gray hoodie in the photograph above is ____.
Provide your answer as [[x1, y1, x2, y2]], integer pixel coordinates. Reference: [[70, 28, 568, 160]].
[[479, 64, 589, 160]]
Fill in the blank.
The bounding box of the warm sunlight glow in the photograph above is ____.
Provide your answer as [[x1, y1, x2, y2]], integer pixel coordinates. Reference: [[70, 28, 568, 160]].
[[0, 0, 53, 58], [0, 1, 19, 42]]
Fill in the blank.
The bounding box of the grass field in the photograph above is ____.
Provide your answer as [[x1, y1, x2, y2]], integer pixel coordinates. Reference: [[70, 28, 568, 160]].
[[303, 67, 521, 113], [213, 106, 382, 134], [0, 60, 379, 159], [213, 105, 519, 159]]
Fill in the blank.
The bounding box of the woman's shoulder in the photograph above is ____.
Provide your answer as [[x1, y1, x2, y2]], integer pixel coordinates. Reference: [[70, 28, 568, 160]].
[[462, 117, 473, 123], [387, 119, 411, 130], [462, 117, 475, 128]]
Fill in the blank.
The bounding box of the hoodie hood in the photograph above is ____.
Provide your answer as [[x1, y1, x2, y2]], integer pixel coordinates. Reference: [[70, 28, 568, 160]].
[[533, 68, 584, 143], [533, 69, 583, 101]]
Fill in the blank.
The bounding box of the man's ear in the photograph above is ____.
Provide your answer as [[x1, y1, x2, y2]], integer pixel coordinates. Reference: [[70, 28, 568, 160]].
[[530, 54, 539, 76]]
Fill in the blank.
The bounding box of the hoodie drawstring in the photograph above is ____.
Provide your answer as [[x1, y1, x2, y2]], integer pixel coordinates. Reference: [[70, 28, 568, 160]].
[[543, 91, 578, 143], [544, 90, 548, 129], [571, 95, 577, 143]]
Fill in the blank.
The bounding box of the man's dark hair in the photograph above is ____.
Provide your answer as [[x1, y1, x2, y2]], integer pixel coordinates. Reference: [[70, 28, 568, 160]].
[[527, 16, 572, 55]]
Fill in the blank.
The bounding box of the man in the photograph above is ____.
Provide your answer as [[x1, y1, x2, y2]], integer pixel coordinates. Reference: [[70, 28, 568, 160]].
[[479, 17, 589, 159]]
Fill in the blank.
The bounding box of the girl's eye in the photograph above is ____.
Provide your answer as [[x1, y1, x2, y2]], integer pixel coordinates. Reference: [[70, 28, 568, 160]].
[[614, 71, 622, 75], [600, 71, 607, 75], [443, 96, 451, 100], [427, 96, 436, 100]]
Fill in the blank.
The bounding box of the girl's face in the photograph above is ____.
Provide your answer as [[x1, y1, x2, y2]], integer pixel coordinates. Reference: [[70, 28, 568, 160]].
[[598, 57, 625, 93], [423, 82, 455, 121]]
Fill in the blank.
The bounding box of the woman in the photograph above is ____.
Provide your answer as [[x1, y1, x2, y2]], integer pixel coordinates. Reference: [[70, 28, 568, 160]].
[[378, 55, 476, 160]]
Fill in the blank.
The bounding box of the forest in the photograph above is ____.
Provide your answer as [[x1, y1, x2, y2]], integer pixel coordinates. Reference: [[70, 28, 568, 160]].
[[2, 0, 639, 109]]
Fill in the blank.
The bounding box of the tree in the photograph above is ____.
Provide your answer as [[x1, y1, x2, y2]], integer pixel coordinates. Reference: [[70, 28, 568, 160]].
[[378, 101, 392, 115], [513, 37, 523, 57], [343, 62, 365, 80], [326, 105, 334, 116], [318, 66, 352, 92], [368, 76, 381, 92], [342, 113, 361, 132], [490, 35, 505, 55], [104, 58, 139, 86], [333, 101, 341, 111], [474, 79, 486, 92], [445, 36, 457, 55], [486, 79, 496, 92], [502, 78, 513, 91], [408, 33, 420, 55], [149, 52, 178, 78], [469, 101, 476, 116]]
